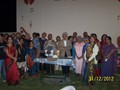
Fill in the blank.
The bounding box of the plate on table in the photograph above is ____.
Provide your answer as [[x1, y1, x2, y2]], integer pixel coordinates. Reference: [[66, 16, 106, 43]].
[[67, 56, 73, 59]]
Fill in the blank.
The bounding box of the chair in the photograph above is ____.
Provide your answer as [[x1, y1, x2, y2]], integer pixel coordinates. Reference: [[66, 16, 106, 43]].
[[60, 85, 76, 90]]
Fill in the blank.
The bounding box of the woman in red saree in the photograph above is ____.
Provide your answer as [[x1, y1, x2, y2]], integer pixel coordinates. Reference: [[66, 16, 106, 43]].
[[5, 36, 20, 85]]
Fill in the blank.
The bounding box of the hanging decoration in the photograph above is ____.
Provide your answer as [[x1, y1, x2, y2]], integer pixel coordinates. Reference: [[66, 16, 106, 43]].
[[24, 0, 35, 13], [30, 21, 32, 28], [24, 0, 35, 5], [30, 8, 34, 13], [23, 0, 35, 29]]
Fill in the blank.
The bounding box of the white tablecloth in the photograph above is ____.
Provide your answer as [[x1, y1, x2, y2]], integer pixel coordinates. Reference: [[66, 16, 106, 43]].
[[34, 58, 75, 68]]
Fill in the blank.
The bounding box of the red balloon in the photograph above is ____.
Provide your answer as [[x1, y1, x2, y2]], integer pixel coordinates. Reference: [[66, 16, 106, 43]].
[[24, 0, 35, 5]]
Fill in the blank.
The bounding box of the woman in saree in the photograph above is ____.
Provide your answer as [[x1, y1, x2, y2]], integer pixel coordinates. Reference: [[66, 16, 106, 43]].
[[83, 36, 99, 85], [97, 34, 107, 75], [5, 36, 20, 85], [26, 41, 39, 78], [81, 36, 90, 77], [101, 36, 117, 76]]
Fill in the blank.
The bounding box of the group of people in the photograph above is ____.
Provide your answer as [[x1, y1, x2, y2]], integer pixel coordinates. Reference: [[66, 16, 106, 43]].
[[73, 33, 118, 85], [0, 27, 119, 86]]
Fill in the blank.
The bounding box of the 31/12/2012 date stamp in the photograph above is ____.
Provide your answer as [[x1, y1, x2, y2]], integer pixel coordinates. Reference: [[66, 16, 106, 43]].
[[89, 76, 114, 81]]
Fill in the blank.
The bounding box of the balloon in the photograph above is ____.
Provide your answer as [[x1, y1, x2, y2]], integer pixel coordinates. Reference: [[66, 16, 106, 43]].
[[24, 0, 35, 5]]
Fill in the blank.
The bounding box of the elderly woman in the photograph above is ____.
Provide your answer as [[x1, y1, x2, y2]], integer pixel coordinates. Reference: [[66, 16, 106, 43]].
[[74, 36, 85, 76], [58, 32, 72, 76]]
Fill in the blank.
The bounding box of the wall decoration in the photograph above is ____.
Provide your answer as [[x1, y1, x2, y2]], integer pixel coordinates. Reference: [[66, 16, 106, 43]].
[[23, 0, 35, 29], [30, 8, 34, 13], [24, 0, 35, 5], [30, 21, 32, 28]]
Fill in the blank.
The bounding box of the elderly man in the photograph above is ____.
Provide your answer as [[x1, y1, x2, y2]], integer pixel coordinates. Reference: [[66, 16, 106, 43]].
[[58, 32, 72, 76]]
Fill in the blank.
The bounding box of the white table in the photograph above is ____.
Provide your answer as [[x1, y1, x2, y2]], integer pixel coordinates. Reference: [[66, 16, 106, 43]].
[[33, 58, 75, 82], [34, 58, 75, 67]]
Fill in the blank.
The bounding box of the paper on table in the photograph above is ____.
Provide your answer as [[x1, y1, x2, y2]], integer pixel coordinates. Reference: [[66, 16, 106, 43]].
[[105, 58, 108, 62]]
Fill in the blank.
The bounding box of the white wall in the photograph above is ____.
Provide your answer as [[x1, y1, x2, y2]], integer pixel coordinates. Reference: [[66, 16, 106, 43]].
[[17, 0, 120, 46]]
